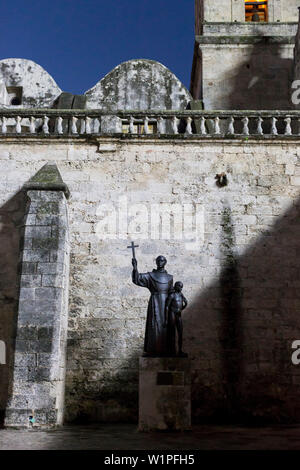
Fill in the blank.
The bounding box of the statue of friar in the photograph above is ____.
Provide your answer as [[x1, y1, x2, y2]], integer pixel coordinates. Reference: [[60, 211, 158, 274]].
[[131, 254, 174, 357]]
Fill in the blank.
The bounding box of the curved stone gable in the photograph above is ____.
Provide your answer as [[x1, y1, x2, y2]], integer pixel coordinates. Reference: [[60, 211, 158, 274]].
[[0, 58, 62, 108], [85, 59, 192, 110]]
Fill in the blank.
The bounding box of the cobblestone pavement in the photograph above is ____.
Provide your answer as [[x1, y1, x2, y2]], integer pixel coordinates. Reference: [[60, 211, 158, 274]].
[[1, 424, 300, 450]]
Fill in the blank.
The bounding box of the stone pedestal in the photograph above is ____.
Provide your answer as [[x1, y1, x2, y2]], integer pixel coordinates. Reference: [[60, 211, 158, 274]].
[[139, 357, 191, 432]]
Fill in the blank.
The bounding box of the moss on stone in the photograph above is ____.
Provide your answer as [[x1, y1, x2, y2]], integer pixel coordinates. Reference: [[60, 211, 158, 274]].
[[24, 163, 70, 199]]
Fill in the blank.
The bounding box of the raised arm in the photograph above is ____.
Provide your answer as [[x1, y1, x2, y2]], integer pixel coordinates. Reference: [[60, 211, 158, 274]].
[[132, 259, 149, 288]]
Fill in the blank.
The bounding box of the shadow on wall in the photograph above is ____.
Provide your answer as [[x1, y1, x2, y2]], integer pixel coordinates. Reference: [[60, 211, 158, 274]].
[[65, 195, 300, 426], [2, 186, 300, 425], [0, 191, 28, 427], [64, 264, 141, 423], [64, 350, 140, 425], [0, 181, 140, 426], [183, 197, 300, 424], [226, 43, 293, 110]]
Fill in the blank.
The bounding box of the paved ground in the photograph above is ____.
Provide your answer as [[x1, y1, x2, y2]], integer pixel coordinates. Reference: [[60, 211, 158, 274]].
[[1, 423, 300, 450]]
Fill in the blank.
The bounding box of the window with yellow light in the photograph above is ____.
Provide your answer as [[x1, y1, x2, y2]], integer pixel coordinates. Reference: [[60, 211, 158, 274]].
[[122, 120, 157, 135], [245, 0, 268, 22]]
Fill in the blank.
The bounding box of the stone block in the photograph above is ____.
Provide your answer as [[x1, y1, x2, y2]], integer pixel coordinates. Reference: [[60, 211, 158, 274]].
[[20, 262, 38, 275], [24, 226, 52, 239], [20, 275, 42, 288], [19, 287, 36, 301], [28, 367, 51, 382], [41, 274, 64, 288], [139, 357, 191, 432], [37, 262, 64, 275], [291, 176, 300, 186], [22, 249, 49, 263]]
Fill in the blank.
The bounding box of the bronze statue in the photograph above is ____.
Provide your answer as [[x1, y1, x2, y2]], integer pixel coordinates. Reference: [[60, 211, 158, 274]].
[[129, 242, 173, 357], [164, 281, 188, 357]]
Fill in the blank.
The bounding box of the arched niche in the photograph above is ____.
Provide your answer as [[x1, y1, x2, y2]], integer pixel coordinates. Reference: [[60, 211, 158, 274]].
[[0, 58, 62, 108]]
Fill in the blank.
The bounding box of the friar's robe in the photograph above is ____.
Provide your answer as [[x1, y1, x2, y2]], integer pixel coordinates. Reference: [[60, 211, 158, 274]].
[[133, 268, 173, 356]]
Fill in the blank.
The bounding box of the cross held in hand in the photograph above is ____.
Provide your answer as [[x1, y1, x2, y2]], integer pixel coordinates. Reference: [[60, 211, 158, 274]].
[[127, 241, 139, 260]]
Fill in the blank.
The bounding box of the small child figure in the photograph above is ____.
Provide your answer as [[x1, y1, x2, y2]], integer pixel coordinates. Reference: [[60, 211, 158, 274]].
[[164, 281, 188, 357]]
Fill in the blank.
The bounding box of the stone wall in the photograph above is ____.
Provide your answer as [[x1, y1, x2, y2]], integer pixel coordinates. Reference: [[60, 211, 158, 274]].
[[196, 0, 300, 23], [280, 0, 300, 22], [192, 1, 298, 107], [85, 60, 191, 111], [197, 0, 244, 23], [293, 10, 300, 109], [199, 43, 294, 110], [0, 137, 300, 423]]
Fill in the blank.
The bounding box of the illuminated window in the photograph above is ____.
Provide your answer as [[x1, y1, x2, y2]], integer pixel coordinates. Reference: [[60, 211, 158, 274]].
[[245, 0, 268, 22], [122, 121, 157, 134]]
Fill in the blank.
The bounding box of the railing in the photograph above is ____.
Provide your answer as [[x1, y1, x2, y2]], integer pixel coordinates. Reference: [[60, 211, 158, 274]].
[[1, 109, 300, 138]]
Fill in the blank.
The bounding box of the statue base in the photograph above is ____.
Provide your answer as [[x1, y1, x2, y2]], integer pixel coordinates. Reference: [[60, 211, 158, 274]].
[[138, 357, 191, 432]]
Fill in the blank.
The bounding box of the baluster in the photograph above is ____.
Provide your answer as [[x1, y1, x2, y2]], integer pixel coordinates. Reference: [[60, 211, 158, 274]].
[[1, 117, 7, 134], [56, 116, 63, 134], [80, 118, 86, 134], [214, 117, 221, 135], [85, 117, 91, 134], [29, 116, 36, 134], [284, 117, 292, 136], [200, 116, 207, 135], [271, 117, 278, 135], [227, 116, 235, 135], [42, 116, 49, 134], [71, 116, 78, 134], [157, 116, 164, 134], [93, 118, 100, 134], [144, 116, 149, 135], [186, 117, 193, 135], [257, 117, 263, 135], [116, 117, 123, 133], [242, 117, 249, 135], [16, 116, 22, 134], [129, 116, 134, 134], [172, 116, 179, 135], [297, 118, 300, 135]]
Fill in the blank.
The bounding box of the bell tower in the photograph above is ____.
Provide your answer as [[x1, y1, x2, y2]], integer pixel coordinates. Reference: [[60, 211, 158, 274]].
[[191, 0, 300, 110]]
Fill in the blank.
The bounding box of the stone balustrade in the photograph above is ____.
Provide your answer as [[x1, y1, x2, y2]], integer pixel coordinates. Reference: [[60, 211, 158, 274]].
[[1, 109, 300, 138]]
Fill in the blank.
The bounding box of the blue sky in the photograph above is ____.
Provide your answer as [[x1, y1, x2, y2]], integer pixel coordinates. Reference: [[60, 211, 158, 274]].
[[0, 0, 194, 94]]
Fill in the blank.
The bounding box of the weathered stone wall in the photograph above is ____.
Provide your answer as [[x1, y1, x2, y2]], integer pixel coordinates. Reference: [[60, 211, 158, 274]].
[[293, 10, 300, 109], [202, 23, 298, 36], [192, 1, 298, 107], [0, 137, 300, 423], [199, 43, 294, 110], [0, 187, 26, 424], [196, 0, 300, 23], [197, 0, 244, 23], [85, 60, 191, 111], [280, 0, 300, 22]]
